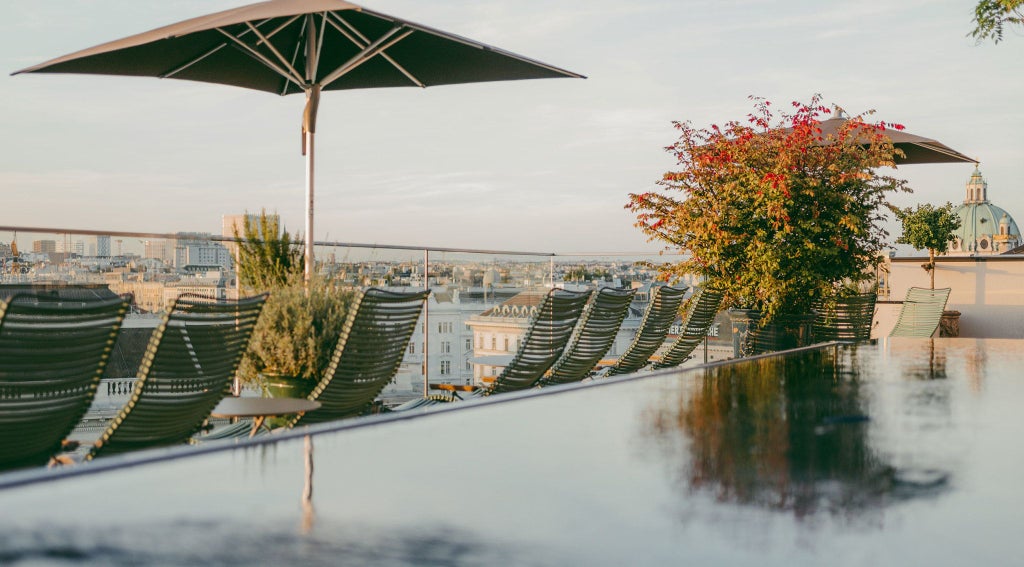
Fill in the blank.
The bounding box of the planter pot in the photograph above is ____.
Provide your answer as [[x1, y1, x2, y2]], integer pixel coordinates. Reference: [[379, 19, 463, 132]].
[[728, 309, 815, 358], [939, 310, 961, 338], [261, 373, 316, 399]]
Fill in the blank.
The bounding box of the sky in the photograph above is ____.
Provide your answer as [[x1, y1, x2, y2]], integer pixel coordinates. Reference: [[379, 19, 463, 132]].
[[1, 0, 1022, 255]]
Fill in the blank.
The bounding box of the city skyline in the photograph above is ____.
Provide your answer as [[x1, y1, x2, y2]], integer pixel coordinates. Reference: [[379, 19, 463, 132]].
[[2, 1, 1021, 253]]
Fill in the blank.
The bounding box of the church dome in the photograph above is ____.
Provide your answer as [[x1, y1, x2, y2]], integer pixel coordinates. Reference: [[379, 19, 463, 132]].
[[949, 167, 1021, 255]]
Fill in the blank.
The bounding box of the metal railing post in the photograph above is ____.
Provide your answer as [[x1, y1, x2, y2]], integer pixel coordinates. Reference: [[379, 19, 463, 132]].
[[423, 248, 429, 397]]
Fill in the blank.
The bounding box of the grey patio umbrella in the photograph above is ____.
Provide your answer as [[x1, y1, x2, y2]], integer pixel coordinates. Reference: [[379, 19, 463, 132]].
[[14, 0, 584, 283], [815, 115, 976, 165]]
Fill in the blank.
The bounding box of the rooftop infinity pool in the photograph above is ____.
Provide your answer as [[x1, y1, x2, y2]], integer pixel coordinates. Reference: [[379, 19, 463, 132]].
[[1, 338, 1021, 565]]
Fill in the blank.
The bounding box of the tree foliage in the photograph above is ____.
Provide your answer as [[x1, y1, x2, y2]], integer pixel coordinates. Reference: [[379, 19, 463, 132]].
[[895, 203, 961, 256], [970, 0, 1024, 44], [895, 202, 961, 289], [238, 278, 353, 381], [233, 210, 303, 292], [233, 209, 351, 383], [627, 95, 909, 322]]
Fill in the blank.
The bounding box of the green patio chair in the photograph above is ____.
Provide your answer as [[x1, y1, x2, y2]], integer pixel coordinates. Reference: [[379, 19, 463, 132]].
[[813, 292, 878, 342], [0, 294, 129, 471], [287, 288, 431, 426], [606, 285, 688, 376], [652, 287, 724, 370], [889, 287, 951, 338], [538, 287, 636, 387], [87, 293, 267, 459], [475, 287, 592, 395], [424, 287, 593, 403]]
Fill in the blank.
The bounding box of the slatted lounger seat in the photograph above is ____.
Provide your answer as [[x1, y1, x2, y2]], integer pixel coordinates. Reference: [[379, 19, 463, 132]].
[[417, 288, 592, 405], [889, 287, 951, 338], [538, 287, 636, 387], [605, 285, 688, 376], [652, 287, 724, 370], [286, 288, 431, 426], [87, 294, 267, 459], [812, 292, 878, 343], [0, 294, 129, 471]]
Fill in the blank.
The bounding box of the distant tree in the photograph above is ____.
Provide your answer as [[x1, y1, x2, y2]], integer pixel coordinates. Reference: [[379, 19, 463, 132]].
[[233, 210, 303, 292], [895, 203, 962, 289], [970, 0, 1024, 44]]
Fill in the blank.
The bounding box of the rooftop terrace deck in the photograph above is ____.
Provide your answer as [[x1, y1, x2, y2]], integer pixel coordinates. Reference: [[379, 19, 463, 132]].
[[1, 338, 1022, 565]]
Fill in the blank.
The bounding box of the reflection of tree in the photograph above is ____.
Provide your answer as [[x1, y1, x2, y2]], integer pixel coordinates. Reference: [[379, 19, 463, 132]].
[[645, 348, 950, 521]]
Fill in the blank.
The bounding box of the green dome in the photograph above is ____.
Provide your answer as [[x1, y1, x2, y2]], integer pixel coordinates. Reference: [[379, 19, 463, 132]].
[[949, 168, 1020, 254]]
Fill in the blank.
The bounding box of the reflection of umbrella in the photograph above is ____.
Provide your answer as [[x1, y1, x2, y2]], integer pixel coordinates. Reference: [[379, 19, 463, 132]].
[[14, 0, 583, 283], [815, 115, 976, 165]]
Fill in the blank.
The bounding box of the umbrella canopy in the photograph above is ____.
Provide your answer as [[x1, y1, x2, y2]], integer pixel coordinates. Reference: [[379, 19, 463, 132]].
[[14, 0, 584, 282], [814, 116, 976, 165]]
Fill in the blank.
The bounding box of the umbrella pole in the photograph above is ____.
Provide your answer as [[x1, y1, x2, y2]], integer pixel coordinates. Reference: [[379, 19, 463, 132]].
[[304, 129, 315, 287], [303, 87, 321, 288]]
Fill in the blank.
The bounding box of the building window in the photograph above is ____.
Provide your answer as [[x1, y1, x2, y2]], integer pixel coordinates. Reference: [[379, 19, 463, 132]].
[[440, 360, 451, 375], [408, 342, 415, 354], [465, 359, 473, 371], [491, 336, 496, 350], [442, 341, 451, 354], [465, 338, 472, 351], [504, 337, 510, 352]]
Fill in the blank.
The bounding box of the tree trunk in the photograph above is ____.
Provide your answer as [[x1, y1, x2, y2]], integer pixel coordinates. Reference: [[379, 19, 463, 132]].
[[929, 248, 936, 289]]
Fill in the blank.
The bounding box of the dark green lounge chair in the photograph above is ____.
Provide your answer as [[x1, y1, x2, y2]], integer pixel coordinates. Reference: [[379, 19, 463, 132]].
[[0, 294, 129, 470], [652, 287, 724, 370], [287, 287, 430, 426], [889, 287, 951, 338], [87, 293, 267, 459], [813, 291, 877, 342], [538, 287, 636, 386], [418, 288, 592, 405], [605, 285, 688, 376], [476, 287, 592, 395]]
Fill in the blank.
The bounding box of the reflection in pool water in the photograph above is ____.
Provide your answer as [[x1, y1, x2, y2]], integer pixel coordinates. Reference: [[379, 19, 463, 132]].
[[0, 522, 513, 567], [642, 346, 952, 522], [2, 339, 1021, 565]]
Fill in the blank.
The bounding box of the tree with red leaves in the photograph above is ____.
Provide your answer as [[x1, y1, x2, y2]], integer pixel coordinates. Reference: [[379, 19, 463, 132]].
[[627, 95, 910, 321]]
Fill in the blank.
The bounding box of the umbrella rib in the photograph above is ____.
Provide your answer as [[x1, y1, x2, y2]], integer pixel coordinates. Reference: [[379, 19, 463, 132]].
[[320, 25, 415, 89], [244, 22, 305, 86], [284, 29, 304, 96], [328, 13, 425, 88], [914, 142, 977, 163], [216, 28, 304, 89], [311, 13, 327, 83], [160, 18, 292, 80], [161, 44, 227, 79], [260, 15, 303, 45]]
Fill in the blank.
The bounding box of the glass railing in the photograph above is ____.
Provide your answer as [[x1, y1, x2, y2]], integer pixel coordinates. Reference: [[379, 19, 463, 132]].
[[0, 224, 725, 406]]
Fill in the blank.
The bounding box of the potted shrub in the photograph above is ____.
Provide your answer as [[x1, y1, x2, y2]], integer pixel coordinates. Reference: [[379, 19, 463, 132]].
[[627, 95, 909, 356], [237, 278, 353, 398], [234, 211, 353, 396], [894, 202, 963, 336]]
